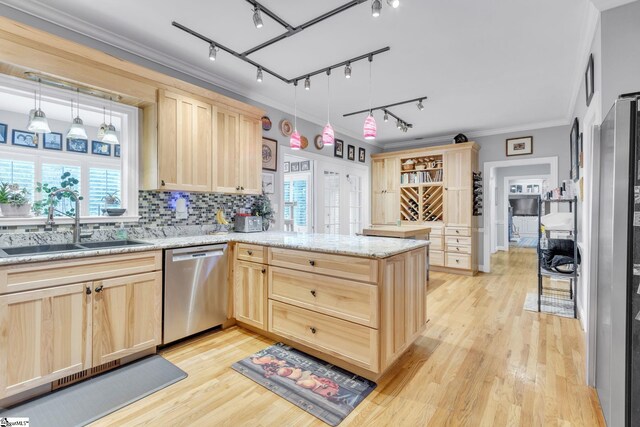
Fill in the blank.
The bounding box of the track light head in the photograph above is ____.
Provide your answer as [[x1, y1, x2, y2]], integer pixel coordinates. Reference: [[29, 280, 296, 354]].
[[253, 7, 264, 29], [396, 119, 402, 129], [209, 43, 218, 61], [344, 63, 352, 79], [417, 100, 424, 110], [256, 67, 263, 83], [383, 111, 389, 122], [387, 0, 400, 8], [372, 0, 382, 17], [304, 76, 311, 91]]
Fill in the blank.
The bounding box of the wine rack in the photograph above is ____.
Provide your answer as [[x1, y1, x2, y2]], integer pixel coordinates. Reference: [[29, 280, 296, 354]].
[[422, 185, 444, 221], [473, 171, 483, 216], [400, 186, 420, 221]]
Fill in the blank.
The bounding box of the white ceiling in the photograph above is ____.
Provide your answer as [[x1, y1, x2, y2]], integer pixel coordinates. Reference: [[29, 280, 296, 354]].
[[1, 0, 601, 147]]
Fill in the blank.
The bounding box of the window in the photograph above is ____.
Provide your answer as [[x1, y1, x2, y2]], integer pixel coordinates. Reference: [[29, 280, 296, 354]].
[[284, 173, 312, 233], [41, 163, 82, 216], [0, 159, 35, 202], [89, 168, 121, 216]]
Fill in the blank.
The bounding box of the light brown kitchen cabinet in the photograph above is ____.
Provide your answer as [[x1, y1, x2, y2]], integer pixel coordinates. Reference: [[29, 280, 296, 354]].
[[237, 114, 263, 194], [0, 283, 90, 399], [92, 272, 162, 366], [371, 158, 400, 224], [234, 260, 267, 330]]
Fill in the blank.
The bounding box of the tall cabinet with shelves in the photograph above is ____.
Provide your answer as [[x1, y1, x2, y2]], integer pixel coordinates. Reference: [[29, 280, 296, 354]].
[[371, 142, 479, 275]]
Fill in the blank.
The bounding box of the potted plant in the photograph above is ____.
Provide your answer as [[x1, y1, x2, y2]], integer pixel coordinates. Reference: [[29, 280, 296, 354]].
[[102, 191, 121, 207], [32, 172, 83, 217], [0, 182, 32, 217], [252, 191, 275, 231]]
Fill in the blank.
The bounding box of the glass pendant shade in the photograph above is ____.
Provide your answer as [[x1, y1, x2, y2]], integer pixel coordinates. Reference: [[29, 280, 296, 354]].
[[101, 124, 119, 144], [67, 117, 88, 140], [322, 123, 335, 146], [27, 108, 51, 133], [363, 114, 377, 140], [290, 130, 301, 150]]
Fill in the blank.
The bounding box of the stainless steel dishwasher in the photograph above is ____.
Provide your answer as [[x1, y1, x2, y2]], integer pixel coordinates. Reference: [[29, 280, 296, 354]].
[[163, 244, 229, 344]]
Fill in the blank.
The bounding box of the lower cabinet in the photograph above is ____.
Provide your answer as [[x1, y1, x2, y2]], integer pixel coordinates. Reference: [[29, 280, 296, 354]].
[[234, 260, 267, 330]]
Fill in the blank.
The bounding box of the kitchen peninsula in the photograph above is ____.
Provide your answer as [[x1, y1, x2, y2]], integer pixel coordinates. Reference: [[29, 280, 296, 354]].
[[0, 231, 428, 403]]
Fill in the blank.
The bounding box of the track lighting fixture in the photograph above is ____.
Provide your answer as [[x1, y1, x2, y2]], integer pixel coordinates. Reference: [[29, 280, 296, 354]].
[[253, 7, 264, 29], [372, 0, 382, 17], [304, 76, 311, 91], [209, 43, 218, 61], [256, 67, 263, 83], [387, 0, 400, 8], [344, 62, 352, 79], [396, 120, 402, 129], [383, 111, 389, 122], [417, 99, 424, 110]]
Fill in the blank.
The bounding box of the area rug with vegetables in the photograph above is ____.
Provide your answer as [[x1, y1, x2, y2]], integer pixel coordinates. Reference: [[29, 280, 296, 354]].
[[231, 343, 376, 426]]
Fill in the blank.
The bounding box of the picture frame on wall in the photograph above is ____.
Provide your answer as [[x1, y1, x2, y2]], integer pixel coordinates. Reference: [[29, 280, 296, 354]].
[[12, 130, 37, 148], [570, 118, 580, 181], [0, 123, 7, 143], [334, 139, 344, 158], [67, 138, 88, 153], [91, 140, 112, 156], [347, 144, 355, 161], [505, 136, 533, 156], [585, 53, 594, 107], [579, 132, 584, 168], [290, 162, 300, 172], [262, 172, 275, 194], [300, 160, 310, 171], [43, 132, 63, 150], [283, 161, 290, 173], [262, 137, 278, 171], [114, 145, 121, 157], [359, 147, 366, 163]]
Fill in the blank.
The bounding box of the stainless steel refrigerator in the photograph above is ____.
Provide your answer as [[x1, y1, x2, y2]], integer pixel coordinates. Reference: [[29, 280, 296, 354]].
[[596, 94, 639, 427]]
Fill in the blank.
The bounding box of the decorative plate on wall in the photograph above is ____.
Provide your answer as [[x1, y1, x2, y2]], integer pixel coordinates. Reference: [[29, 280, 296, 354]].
[[300, 135, 308, 149], [279, 119, 293, 137], [314, 134, 323, 150], [261, 116, 272, 131]]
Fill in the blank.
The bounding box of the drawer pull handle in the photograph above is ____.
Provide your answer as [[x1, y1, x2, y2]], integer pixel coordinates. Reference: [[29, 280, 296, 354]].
[[456, 239, 459, 243], [95, 285, 104, 293], [310, 290, 316, 297], [86, 286, 92, 295], [309, 260, 316, 266], [309, 327, 317, 334], [456, 230, 460, 234], [261, 268, 266, 274], [456, 247, 460, 251], [247, 250, 253, 256], [455, 259, 460, 263]]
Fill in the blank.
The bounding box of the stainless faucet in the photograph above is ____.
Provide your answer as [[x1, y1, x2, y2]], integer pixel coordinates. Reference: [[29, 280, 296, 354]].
[[45, 188, 84, 244]]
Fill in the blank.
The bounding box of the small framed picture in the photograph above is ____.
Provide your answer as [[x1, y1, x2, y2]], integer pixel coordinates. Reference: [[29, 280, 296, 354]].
[[347, 144, 355, 161], [12, 130, 37, 148], [570, 118, 580, 181], [262, 137, 278, 171], [358, 147, 366, 163], [290, 162, 300, 172], [334, 139, 344, 158], [114, 145, 121, 158], [262, 172, 275, 194], [300, 160, 310, 171], [91, 140, 112, 156], [585, 53, 594, 107], [283, 161, 290, 173], [67, 138, 88, 153], [0, 123, 7, 143], [42, 132, 63, 150], [506, 136, 533, 156]]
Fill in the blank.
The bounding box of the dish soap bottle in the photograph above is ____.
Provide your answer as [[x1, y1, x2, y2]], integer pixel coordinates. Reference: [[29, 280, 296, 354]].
[[116, 222, 128, 241]]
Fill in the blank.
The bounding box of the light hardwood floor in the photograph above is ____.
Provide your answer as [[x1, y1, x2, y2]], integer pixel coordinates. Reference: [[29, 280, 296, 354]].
[[92, 248, 605, 426]]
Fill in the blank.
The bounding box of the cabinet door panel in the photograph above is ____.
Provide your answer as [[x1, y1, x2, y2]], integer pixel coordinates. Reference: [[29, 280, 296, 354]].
[[238, 115, 262, 194], [0, 284, 90, 398], [371, 192, 385, 225], [385, 158, 400, 192], [234, 260, 267, 330], [214, 109, 240, 193], [92, 272, 162, 366]]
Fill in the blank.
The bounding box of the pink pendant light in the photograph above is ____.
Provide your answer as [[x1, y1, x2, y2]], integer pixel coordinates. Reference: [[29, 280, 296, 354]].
[[323, 69, 335, 146], [363, 57, 377, 140], [290, 81, 301, 150]]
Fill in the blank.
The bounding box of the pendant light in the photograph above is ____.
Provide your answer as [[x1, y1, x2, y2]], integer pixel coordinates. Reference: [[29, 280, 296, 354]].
[[97, 106, 108, 140], [66, 90, 87, 140], [290, 81, 301, 150], [102, 97, 119, 144], [322, 70, 335, 146], [363, 57, 377, 140], [27, 79, 51, 133]]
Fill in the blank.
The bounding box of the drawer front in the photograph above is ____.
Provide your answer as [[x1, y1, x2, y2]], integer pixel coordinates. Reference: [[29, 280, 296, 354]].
[[269, 300, 379, 371], [445, 244, 472, 254], [445, 253, 471, 270], [236, 243, 266, 264], [268, 248, 378, 283], [0, 251, 162, 295], [445, 227, 471, 237], [445, 236, 472, 246], [430, 236, 443, 251], [269, 267, 378, 328], [430, 250, 444, 267], [428, 225, 444, 236]]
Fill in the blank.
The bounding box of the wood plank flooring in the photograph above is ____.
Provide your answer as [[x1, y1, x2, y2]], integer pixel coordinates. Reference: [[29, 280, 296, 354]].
[[91, 248, 605, 426]]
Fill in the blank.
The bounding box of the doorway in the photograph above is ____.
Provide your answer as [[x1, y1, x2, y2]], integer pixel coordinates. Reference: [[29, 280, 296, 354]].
[[283, 154, 313, 233]]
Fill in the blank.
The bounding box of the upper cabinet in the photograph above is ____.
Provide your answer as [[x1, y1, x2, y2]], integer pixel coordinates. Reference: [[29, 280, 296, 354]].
[[143, 90, 263, 194]]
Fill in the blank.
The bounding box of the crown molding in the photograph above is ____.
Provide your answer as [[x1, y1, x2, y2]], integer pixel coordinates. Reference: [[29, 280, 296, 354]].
[[383, 118, 569, 150], [0, 1, 381, 148], [590, 0, 637, 11]]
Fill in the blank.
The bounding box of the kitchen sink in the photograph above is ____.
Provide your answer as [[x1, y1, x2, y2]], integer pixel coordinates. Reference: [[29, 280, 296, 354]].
[[0, 240, 150, 257], [0, 243, 86, 256]]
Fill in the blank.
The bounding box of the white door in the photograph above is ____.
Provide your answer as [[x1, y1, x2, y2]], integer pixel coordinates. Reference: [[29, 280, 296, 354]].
[[283, 171, 313, 233], [317, 164, 367, 235]]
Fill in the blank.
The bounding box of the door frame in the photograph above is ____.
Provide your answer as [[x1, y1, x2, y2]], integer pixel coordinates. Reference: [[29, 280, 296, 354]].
[[482, 156, 558, 272], [501, 174, 549, 251]]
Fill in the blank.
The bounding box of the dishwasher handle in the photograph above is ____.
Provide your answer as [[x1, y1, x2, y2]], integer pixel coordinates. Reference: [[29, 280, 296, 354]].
[[171, 249, 226, 262]]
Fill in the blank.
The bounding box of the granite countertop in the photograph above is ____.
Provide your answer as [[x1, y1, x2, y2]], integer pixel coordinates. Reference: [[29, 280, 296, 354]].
[[0, 231, 429, 266]]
